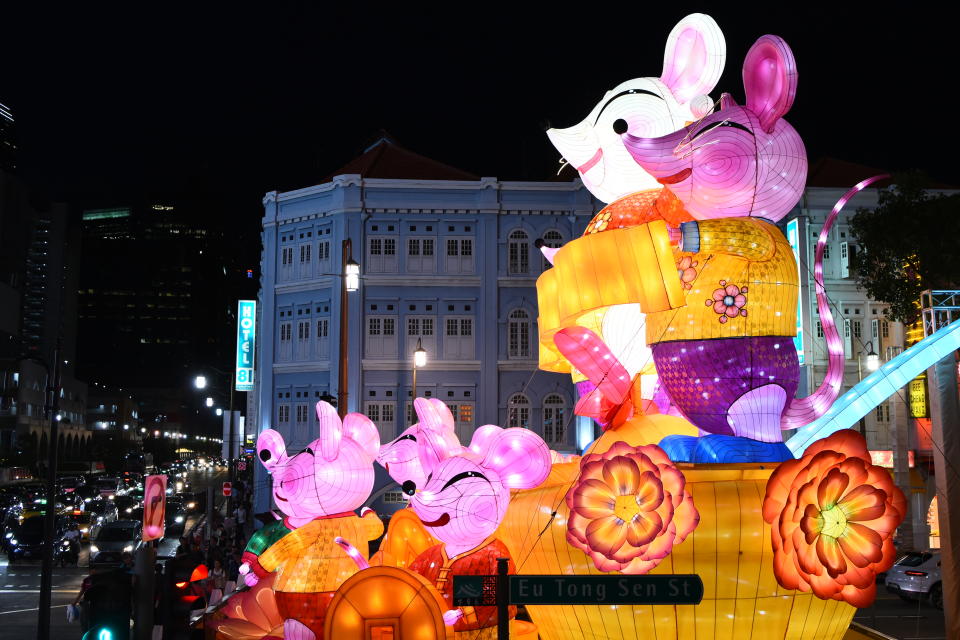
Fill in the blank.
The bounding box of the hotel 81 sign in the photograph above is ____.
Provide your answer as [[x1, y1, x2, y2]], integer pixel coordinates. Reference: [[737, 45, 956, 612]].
[[235, 300, 256, 391]]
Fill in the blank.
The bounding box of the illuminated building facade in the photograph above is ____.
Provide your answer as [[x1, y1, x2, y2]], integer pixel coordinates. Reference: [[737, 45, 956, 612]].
[[0, 101, 15, 172], [253, 137, 597, 515]]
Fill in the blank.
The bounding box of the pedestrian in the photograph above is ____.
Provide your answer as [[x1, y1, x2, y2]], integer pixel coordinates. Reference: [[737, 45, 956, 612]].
[[74, 566, 99, 634], [211, 559, 226, 591]]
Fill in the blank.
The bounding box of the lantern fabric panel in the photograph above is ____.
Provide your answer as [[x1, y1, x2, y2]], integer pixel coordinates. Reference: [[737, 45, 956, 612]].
[[257, 513, 383, 593], [645, 218, 798, 344], [498, 459, 856, 640], [370, 507, 439, 569]]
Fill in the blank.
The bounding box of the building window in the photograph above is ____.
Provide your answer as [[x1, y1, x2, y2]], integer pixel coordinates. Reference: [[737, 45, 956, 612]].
[[840, 243, 848, 260], [816, 321, 823, 338], [882, 321, 889, 338], [367, 236, 397, 273], [446, 402, 475, 442], [277, 404, 290, 424], [315, 318, 330, 359], [540, 229, 563, 271], [300, 244, 312, 263], [281, 247, 294, 266], [507, 393, 530, 429], [407, 316, 436, 355], [542, 394, 566, 444], [445, 237, 475, 274], [508, 309, 531, 358], [508, 230, 530, 275], [407, 238, 435, 273], [318, 241, 330, 262], [278, 321, 292, 361], [444, 316, 474, 359], [382, 491, 405, 504], [297, 320, 311, 360], [823, 244, 831, 260], [296, 403, 309, 424], [364, 402, 396, 438], [366, 316, 397, 358], [875, 403, 889, 422], [853, 320, 862, 339]]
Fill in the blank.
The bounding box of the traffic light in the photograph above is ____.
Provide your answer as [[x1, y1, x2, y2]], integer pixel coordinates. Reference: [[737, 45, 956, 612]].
[[162, 557, 208, 640], [82, 568, 131, 640]]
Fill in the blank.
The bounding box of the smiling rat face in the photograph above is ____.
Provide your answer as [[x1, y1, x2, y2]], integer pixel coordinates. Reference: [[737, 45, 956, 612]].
[[409, 427, 551, 555], [546, 13, 725, 203], [621, 35, 806, 223], [377, 398, 463, 498], [257, 401, 380, 522]]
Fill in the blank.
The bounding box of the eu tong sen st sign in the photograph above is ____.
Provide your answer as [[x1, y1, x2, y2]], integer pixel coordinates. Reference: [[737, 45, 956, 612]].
[[509, 575, 703, 606]]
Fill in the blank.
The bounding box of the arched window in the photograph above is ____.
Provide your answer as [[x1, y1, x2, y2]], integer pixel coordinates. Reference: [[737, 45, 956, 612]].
[[507, 393, 530, 429], [508, 309, 531, 359], [542, 394, 566, 444], [508, 229, 529, 275], [541, 229, 563, 271]]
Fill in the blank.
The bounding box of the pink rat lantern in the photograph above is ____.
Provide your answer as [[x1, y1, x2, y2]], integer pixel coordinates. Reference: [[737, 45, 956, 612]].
[[407, 426, 551, 638], [239, 401, 383, 640]]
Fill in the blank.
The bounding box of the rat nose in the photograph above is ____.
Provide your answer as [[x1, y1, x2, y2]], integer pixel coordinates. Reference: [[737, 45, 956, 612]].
[[402, 480, 417, 496]]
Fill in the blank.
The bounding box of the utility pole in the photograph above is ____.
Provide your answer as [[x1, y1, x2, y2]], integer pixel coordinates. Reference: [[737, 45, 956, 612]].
[[36, 346, 61, 640]]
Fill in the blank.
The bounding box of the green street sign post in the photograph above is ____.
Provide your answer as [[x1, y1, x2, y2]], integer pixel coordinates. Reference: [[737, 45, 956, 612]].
[[453, 559, 703, 640]]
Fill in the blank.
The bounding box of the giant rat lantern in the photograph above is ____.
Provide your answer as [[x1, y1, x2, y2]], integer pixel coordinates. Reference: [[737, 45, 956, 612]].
[[240, 402, 383, 640]]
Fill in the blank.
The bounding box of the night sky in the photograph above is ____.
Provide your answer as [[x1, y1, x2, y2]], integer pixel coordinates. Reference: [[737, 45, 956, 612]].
[[3, 5, 958, 224]]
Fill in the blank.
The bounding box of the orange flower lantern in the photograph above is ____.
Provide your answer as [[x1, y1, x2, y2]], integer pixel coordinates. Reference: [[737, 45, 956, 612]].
[[566, 441, 698, 573], [762, 430, 907, 607]]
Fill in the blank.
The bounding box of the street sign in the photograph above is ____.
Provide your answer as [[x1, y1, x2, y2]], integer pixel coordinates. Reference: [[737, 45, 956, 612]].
[[454, 573, 703, 607], [235, 300, 256, 392], [222, 482, 232, 497]]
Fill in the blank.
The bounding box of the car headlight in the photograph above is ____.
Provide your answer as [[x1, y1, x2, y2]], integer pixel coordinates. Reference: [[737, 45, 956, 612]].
[[123, 545, 133, 553], [10, 539, 17, 545], [84, 498, 91, 503], [80, 528, 88, 534], [186, 502, 196, 510], [4, 532, 11, 539], [175, 516, 184, 523], [126, 508, 132, 513], [89, 545, 98, 554], [108, 495, 114, 500]]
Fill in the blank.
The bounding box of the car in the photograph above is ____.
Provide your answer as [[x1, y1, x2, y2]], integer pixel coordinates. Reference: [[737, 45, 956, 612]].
[[93, 477, 122, 499], [84, 498, 119, 540], [164, 498, 188, 536], [176, 492, 200, 513], [885, 551, 943, 609], [89, 520, 143, 566], [115, 496, 141, 517], [5, 513, 72, 562]]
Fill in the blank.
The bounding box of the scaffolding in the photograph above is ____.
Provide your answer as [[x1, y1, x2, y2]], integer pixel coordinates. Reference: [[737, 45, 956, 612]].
[[921, 289, 960, 338]]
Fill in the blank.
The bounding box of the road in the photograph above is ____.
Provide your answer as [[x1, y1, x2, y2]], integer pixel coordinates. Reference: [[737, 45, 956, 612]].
[[0, 465, 227, 639], [854, 585, 946, 640]]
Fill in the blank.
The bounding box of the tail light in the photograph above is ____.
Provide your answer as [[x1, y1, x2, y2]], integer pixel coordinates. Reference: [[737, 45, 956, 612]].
[[905, 571, 928, 576], [175, 581, 188, 589]]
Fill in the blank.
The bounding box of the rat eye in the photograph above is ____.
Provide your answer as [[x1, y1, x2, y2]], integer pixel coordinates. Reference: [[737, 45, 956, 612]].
[[301, 447, 314, 456], [441, 471, 488, 491], [397, 434, 416, 443]]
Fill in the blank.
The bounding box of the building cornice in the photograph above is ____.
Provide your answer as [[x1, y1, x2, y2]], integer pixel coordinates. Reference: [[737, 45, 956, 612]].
[[361, 360, 481, 371]]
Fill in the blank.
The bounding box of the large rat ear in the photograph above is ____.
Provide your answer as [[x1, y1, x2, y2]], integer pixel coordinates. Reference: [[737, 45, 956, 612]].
[[256, 429, 288, 473], [743, 35, 797, 134], [467, 425, 503, 457], [660, 13, 726, 105], [315, 401, 343, 461], [343, 412, 381, 460], [427, 398, 456, 432], [413, 397, 445, 434], [481, 428, 551, 490]]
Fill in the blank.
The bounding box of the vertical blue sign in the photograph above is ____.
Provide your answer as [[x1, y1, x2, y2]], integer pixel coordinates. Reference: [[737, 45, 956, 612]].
[[786, 219, 805, 365], [236, 300, 256, 391]]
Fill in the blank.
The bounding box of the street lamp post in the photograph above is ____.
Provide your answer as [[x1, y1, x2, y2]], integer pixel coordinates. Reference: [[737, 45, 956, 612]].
[[338, 239, 359, 418], [34, 348, 62, 640], [857, 341, 880, 436], [412, 338, 427, 400], [194, 369, 235, 509]]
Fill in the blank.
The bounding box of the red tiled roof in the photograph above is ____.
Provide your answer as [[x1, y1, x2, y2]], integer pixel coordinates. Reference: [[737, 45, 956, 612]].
[[325, 136, 478, 182]]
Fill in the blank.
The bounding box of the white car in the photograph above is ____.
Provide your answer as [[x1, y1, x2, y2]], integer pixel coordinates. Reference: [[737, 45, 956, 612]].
[[885, 551, 942, 609]]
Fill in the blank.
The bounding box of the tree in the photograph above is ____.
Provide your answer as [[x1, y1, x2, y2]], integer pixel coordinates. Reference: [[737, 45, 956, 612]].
[[850, 172, 960, 324]]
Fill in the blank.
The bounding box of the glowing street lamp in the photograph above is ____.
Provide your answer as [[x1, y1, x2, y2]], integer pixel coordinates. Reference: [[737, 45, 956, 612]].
[[216, 408, 223, 416], [205, 397, 214, 408], [345, 257, 360, 293], [412, 337, 427, 402], [194, 375, 208, 390]]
